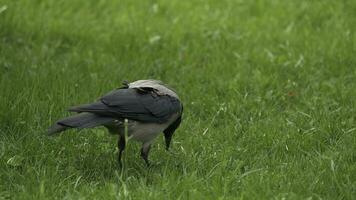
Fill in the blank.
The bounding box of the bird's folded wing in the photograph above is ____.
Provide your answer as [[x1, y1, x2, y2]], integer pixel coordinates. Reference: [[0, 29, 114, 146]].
[[69, 88, 181, 123]]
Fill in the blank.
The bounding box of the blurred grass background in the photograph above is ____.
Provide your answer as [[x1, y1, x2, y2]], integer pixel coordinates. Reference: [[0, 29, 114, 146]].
[[0, 0, 356, 199]]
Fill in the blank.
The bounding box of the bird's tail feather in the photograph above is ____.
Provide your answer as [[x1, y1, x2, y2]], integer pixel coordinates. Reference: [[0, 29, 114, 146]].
[[47, 112, 114, 135]]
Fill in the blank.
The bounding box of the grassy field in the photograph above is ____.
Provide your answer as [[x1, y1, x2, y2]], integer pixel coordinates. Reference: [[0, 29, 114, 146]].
[[1, 0, 356, 199]]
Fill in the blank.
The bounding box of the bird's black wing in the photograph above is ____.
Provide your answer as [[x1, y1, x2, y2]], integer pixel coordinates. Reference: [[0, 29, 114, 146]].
[[69, 88, 181, 123]]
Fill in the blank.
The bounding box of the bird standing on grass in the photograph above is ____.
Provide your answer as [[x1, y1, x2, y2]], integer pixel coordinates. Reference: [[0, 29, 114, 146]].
[[48, 80, 183, 166]]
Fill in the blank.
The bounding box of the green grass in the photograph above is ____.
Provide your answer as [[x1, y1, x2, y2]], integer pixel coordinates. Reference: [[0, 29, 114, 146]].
[[1, 0, 356, 199]]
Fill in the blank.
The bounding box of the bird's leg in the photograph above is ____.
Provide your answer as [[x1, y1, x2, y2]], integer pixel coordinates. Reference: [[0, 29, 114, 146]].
[[118, 135, 126, 166], [140, 143, 151, 166]]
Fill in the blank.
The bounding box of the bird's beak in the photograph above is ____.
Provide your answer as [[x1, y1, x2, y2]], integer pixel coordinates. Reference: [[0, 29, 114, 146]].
[[164, 135, 172, 151]]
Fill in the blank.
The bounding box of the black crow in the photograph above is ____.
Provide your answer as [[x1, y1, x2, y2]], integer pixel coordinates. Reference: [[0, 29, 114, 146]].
[[48, 79, 183, 166]]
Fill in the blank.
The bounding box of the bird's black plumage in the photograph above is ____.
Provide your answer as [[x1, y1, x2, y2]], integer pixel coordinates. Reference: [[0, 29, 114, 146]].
[[69, 88, 181, 124]]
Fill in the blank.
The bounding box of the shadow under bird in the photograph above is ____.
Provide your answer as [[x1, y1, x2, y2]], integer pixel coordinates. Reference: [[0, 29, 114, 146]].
[[48, 80, 183, 166]]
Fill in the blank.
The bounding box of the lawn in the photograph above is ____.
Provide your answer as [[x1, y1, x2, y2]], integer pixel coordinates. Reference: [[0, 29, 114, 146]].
[[1, 0, 356, 199]]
